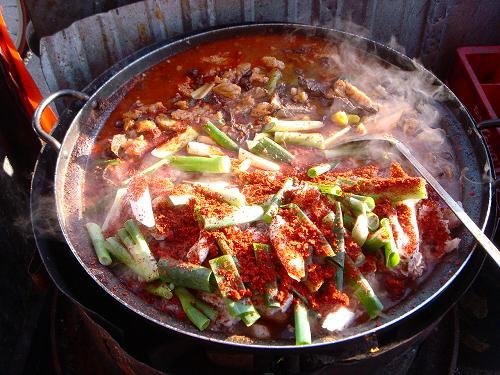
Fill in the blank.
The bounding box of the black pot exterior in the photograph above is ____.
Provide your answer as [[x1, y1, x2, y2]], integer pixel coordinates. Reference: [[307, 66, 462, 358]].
[[31, 23, 496, 357]]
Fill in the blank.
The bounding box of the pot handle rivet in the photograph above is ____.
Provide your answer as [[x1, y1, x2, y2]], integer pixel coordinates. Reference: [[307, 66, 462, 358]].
[[32, 89, 90, 151]]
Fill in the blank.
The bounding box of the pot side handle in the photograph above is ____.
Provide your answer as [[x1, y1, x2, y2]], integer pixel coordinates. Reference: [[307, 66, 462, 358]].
[[32, 89, 90, 151]]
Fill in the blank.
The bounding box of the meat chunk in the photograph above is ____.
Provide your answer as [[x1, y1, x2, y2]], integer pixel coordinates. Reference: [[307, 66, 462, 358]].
[[261, 56, 285, 70], [251, 101, 277, 117], [298, 76, 335, 98], [250, 67, 269, 84], [213, 82, 242, 99], [333, 79, 377, 114]]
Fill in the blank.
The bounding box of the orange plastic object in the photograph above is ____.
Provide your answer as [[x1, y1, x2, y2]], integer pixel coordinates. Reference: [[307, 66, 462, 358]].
[[0, 10, 56, 132]]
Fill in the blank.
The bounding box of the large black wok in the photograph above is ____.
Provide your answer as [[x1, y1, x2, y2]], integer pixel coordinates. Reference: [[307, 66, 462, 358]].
[[31, 23, 495, 355]]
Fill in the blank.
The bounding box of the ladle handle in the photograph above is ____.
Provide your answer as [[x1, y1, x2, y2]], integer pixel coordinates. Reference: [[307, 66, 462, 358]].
[[391, 139, 500, 267], [32, 89, 90, 151]]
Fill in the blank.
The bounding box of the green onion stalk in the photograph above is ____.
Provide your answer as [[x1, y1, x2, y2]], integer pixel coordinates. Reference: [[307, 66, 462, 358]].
[[266, 68, 282, 94], [198, 205, 264, 230], [274, 131, 325, 149], [158, 257, 217, 292], [170, 155, 231, 173], [344, 255, 383, 319], [262, 178, 294, 223], [363, 225, 390, 252], [264, 117, 324, 132], [380, 218, 400, 268], [253, 243, 280, 308], [294, 301, 312, 345], [250, 136, 294, 163], [209, 255, 260, 326], [146, 282, 173, 299], [174, 287, 212, 331], [86, 223, 112, 266], [151, 126, 199, 158], [203, 121, 239, 151], [307, 161, 339, 178]]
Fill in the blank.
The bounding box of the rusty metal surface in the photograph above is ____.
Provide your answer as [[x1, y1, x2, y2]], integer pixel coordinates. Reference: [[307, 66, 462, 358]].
[[38, 0, 500, 92]]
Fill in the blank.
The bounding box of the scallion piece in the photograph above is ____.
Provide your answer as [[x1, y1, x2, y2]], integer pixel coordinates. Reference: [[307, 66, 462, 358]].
[[209, 255, 260, 326], [351, 177, 428, 202], [352, 204, 369, 247], [363, 225, 390, 252], [266, 68, 282, 94], [307, 161, 338, 178], [262, 178, 294, 223], [146, 283, 173, 299], [367, 212, 380, 232], [200, 186, 246, 208], [158, 257, 216, 293], [345, 255, 383, 319], [250, 136, 295, 163], [174, 287, 211, 331], [186, 141, 225, 157], [151, 126, 199, 158], [203, 121, 239, 151], [190, 82, 215, 100], [170, 155, 231, 173], [86, 223, 112, 266], [294, 301, 312, 345], [264, 117, 324, 132], [274, 131, 324, 149], [199, 205, 264, 230], [380, 218, 400, 267], [325, 202, 346, 290], [253, 243, 280, 308], [238, 148, 280, 171]]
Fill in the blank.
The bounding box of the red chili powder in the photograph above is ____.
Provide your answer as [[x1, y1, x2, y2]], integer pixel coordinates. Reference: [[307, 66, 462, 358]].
[[417, 199, 451, 258]]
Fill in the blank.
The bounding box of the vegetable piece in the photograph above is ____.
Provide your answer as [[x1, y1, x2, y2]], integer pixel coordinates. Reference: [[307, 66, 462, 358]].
[[264, 117, 324, 132], [350, 177, 428, 202], [345, 255, 383, 319], [190, 82, 215, 100], [323, 202, 346, 290], [200, 186, 246, 208], [105, 235, 158, 281], [167, 194, 193, 207], [101, 188, 127, 231], [203, 121, 239, 151], [253, 243, 280, 308], [266, 68, 282, 94], [362, 225, 390, 252], [192, 298, 218, 321], [86, 223, 112, 266], [282, 203, 336, 259], [197, 135, 218, 145], [238, 148, 280, 171], [262, 177, 294, 223], [270, 215, 305, 281], [250, 136, 295, 163], [352, 204, 369, 246], [96, 158, 121, 167], [314, 183, 342, 196], [158, 257, 216, 292], [151, 126, 199, 158], [199, 205, 264, 230], [274, 131, 324, 149], [209, 255, 260, 326], [367, 212, 380, 232], [123, 220, 159, 281], [330, 111, 349, 127], [253, 133, 271, 141], [307, 161, 338, 178], [174, 287, 211, 331], [146, 283, 173, 299], [105, 237, 133, 264], [122, 158, 170, 185], [186, 141, 225, 156], [129, 186, 155, 228], [170, 155, 231, 173], [342, 214, 355, 230], [347, 114, 361, 124], [294, 301, 312, 345], [323, 127, 352, 149], [380, 218, 400, 267]]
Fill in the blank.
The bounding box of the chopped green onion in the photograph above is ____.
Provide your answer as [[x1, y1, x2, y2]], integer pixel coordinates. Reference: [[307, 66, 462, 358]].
[[239, 148, 280, 171], [174, 287, 211, 331], [191, 82, 215, 100], [203, 121, 239, 151], [275, 131, 324, 149], [86, 223, 112, 266], [262, 178, 294, 223], [253, 243, 280, 308], [151, 126, 199, 158], [170, 155, 231, 173], [199, 205, 264, 230], [158, 257, 216, 292], [294, 301, 312, 345], [380, 218, 400, 267], [250, 137, 295, 163], [307, 161, 339, 178], [266, 68, 282, 94], [264, 117, 324, 132], [147, 283, 173, 299]]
